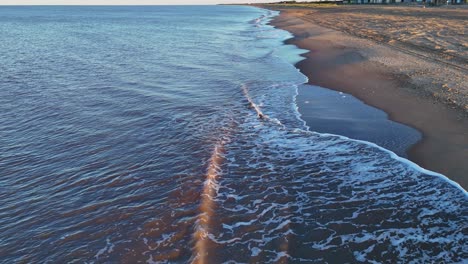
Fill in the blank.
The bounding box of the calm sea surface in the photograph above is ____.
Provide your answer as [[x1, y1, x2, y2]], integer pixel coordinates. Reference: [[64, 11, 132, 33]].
[[0, 5, 466, 263]]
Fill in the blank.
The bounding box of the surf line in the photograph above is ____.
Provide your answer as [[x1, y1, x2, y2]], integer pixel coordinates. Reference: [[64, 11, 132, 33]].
[[192, 142, 226, 264], [192, 85, 266, 263], [242, 84, 268, 120]]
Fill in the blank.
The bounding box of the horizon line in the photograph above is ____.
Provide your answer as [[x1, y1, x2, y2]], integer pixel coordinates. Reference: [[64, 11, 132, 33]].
[[0, 4, 249, 6]]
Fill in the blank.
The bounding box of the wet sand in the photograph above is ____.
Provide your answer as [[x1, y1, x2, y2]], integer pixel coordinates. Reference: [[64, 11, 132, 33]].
[[257, 5, 468, 189], [297, 84, 422, 158]]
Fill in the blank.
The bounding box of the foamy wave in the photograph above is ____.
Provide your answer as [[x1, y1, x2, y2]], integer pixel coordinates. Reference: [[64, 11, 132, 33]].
[[250, 6, 465, 194], [192, 141, 229, 264], [194, 9, 468, 261], [84, 7, 466, 263], [208, 111, 467, 262]]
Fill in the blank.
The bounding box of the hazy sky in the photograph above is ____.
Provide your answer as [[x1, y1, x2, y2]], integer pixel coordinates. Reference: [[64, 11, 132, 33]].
[[0, 0, 271, 4]]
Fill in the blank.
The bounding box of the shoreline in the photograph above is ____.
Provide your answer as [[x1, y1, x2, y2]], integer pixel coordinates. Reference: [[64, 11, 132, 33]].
[[261, 6, 468, 189], [296, 84, 422, 158]]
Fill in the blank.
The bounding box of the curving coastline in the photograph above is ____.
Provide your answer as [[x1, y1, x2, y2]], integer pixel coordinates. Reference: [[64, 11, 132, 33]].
[[255, 5, 468, 189]]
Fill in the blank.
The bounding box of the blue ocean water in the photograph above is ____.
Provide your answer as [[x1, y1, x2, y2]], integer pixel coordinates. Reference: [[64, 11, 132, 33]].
[[0, 5, 466, 263]]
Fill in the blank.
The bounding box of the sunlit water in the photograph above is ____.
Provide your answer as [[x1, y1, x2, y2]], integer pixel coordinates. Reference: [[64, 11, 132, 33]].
[[0, 6, 466, 263]]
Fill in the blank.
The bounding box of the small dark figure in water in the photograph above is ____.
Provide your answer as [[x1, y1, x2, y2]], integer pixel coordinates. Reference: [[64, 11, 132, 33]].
[[258, 113, 264, 119]]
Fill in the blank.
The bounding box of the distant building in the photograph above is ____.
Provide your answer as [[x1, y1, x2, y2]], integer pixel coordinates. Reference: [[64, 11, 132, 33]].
[[343, 0, 466, 3], [280, 0, 466, 3]]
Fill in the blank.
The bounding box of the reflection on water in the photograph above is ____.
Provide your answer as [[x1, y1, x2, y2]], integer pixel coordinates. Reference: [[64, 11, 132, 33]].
[[0, 5, 466, 264]]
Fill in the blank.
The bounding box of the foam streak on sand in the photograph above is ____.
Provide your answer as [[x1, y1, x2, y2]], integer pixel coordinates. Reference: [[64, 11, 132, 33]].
[[192, 143, 225, 264]]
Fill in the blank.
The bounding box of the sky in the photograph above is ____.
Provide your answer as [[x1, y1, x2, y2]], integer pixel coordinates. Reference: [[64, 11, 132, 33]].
[[0, 0, 272, 4]]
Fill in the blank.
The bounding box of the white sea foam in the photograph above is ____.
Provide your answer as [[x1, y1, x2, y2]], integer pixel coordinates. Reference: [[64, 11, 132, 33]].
[[255, 5, 467, 194], [195, 8, 468, 263], [84, 7, 467, 263], [94, 238, 115, 259]]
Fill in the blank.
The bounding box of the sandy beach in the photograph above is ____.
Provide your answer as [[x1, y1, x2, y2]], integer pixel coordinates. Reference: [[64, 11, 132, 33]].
[[257, 4, 468, 189]]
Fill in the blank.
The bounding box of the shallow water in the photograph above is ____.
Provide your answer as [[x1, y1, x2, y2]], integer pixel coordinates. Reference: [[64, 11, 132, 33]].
[[297, 84, 421, 157], [0, 5, 466, 263]]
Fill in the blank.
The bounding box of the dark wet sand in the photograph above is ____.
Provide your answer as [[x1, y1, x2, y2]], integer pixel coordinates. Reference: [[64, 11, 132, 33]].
[[297, 84, 422, 158], [260, 7, 468, 189]]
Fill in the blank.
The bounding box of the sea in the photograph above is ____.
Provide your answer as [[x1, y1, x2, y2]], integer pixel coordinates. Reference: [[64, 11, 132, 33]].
[[0, 5, 466, 263]]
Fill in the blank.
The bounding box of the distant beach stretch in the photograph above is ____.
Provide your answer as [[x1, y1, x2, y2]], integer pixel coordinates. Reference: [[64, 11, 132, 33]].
[[0, 4, 466, 263]]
